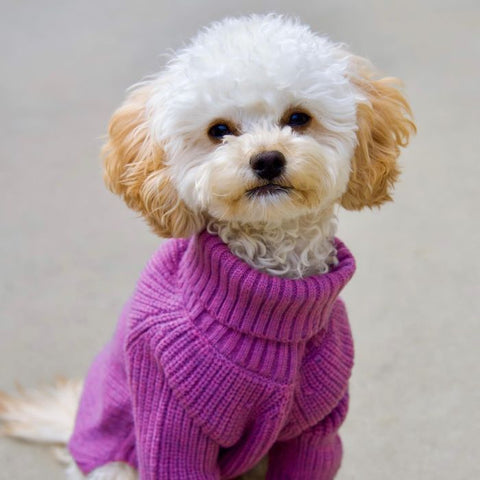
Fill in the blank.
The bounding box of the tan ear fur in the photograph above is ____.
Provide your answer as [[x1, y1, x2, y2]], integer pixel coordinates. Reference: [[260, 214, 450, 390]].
[[341, 65, 416, 210], [102, 85, 204, 238]]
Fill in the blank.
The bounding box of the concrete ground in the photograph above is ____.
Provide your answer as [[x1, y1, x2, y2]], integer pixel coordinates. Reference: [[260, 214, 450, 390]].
[[1, 1, 478, 478]]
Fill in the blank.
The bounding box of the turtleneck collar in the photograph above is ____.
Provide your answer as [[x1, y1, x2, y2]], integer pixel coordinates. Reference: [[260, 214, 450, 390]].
[[179, 231, 355, 343]]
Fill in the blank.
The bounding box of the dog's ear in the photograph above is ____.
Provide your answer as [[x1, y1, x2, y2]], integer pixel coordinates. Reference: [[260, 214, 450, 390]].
[[102, 84, 204, 238], [340, 61, 416, 210]]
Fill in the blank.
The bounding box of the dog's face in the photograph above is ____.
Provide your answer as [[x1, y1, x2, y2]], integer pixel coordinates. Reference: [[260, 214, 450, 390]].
[[103, 16, 415, 237]]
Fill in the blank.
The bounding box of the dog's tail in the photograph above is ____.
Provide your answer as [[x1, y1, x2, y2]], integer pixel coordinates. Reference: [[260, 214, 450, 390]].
[[0, 378, 82, 449], [0, 379, 141, 479]]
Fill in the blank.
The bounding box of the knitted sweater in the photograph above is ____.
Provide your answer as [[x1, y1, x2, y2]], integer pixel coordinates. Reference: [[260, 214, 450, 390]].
[[68, 231, 356, 479]]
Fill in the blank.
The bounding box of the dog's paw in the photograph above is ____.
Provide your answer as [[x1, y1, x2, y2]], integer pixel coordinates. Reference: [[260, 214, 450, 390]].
[[237, 457, 267, 480]]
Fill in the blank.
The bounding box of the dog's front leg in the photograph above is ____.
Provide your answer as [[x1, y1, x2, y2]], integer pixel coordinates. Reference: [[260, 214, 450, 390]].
[[134, 406, 221, 480], [265, 394, 349, 480], [129, 344, 221, 479]]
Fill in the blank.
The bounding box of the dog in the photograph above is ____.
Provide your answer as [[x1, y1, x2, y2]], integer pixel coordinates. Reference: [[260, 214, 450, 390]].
[[0, 14, 415, 480]]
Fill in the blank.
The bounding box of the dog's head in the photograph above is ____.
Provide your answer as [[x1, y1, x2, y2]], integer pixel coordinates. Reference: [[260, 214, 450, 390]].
[[103, 15, 415, 237]]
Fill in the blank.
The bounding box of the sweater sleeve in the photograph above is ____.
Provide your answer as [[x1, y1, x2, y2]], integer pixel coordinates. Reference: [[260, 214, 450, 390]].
[[127, 336, 221, 480], [266, 393, 349, 480]]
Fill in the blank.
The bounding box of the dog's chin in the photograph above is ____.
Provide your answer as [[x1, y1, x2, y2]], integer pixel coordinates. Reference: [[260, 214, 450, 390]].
[[207, 184, 321, 224]]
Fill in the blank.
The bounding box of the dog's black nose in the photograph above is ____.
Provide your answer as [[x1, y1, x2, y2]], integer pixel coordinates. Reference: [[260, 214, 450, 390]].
[[250, 151, 286, 181]]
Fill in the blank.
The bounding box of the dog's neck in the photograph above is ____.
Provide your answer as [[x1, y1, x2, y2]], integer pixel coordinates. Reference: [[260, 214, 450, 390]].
[[207, 209, 338, 279]]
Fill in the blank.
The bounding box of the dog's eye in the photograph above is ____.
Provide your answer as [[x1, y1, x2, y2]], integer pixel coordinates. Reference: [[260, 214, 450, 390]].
[[287, 112, 311, 128], [208, 123, 232, 140]]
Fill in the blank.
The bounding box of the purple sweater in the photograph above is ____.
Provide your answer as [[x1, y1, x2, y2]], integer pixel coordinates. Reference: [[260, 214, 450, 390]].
[[68, 231, 356, 479]]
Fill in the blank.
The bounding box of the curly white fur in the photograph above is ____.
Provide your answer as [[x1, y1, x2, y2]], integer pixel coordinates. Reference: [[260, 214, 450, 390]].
[[208, 209, 338, 278]]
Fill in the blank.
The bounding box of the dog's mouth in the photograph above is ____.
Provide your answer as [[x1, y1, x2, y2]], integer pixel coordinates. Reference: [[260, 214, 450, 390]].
[[246, 183, 292, 199]]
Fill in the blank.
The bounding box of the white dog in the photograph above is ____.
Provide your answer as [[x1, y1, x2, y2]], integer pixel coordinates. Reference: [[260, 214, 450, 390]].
[[0, 14, 414, 480]]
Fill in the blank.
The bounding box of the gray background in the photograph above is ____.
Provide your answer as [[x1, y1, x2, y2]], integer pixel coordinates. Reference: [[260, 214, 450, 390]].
[[1, 0, 479, 478]]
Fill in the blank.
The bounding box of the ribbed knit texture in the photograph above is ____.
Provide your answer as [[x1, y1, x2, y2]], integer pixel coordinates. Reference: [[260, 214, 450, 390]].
[[68, 231, 356, 479]]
